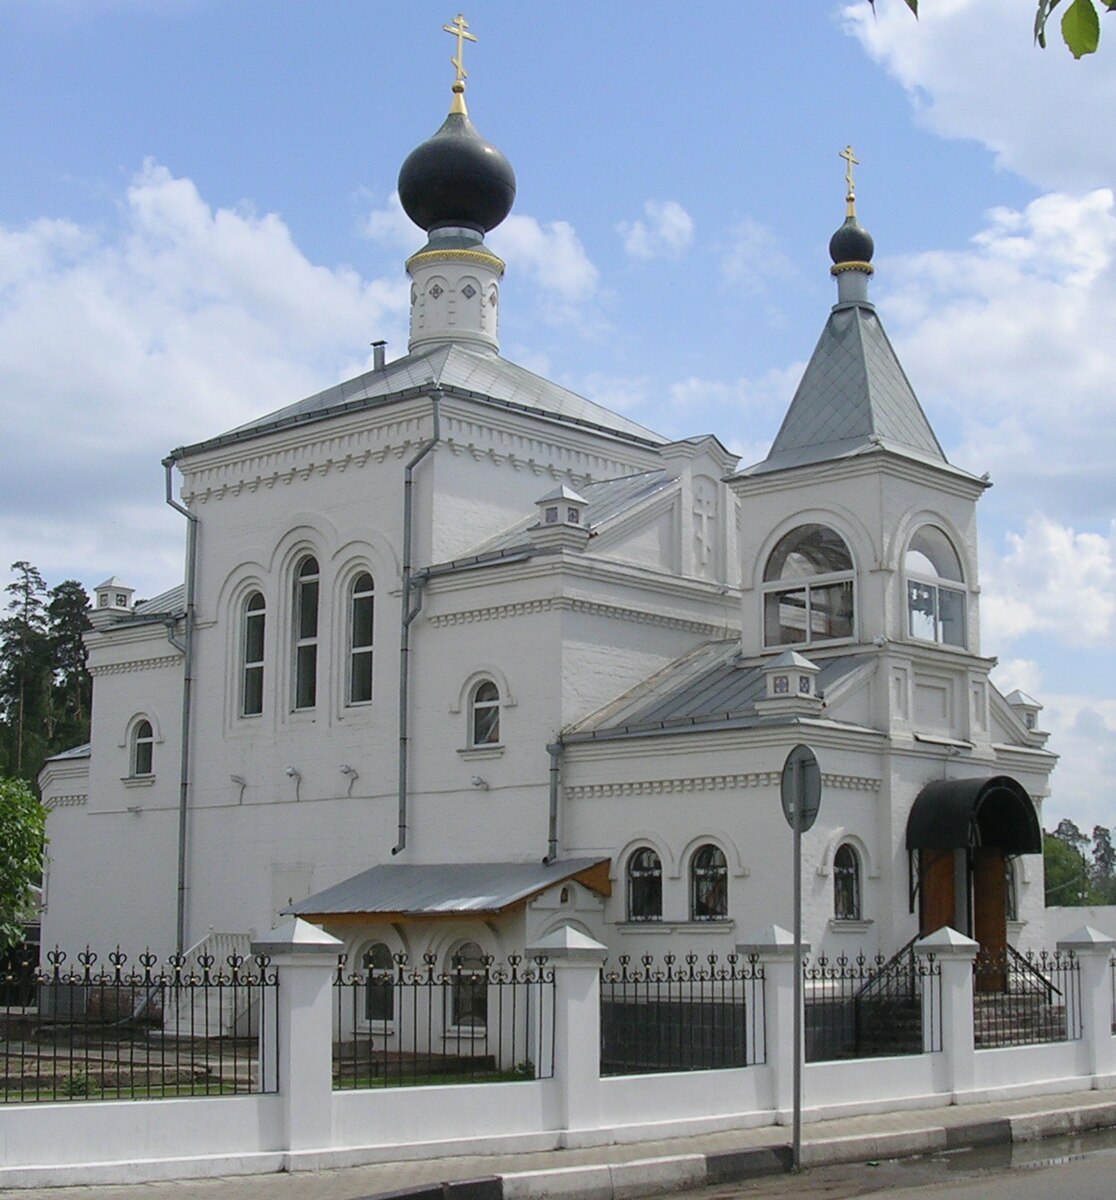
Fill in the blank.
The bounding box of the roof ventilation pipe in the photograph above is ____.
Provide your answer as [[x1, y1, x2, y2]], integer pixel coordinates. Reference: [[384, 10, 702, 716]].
[[393, 390, 442, 856], [372, 340, 387, 371]]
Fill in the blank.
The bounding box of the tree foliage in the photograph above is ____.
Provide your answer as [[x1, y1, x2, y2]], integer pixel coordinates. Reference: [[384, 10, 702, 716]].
[[0, 562, 92, 786], [1045, 819, 1116, 905], [870, 0, 1116, 59], [0, 777, 47, 950]]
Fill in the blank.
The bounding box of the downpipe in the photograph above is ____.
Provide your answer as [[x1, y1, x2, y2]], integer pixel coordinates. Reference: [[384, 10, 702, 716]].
[[545, 741, 563, 863], [393, 392, 442, 856], [163, 457, 199, 953]]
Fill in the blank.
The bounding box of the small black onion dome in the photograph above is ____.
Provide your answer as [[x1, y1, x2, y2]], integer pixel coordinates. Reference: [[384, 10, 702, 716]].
[[829, 215, 875, 266], [398, 110, 516, 235]]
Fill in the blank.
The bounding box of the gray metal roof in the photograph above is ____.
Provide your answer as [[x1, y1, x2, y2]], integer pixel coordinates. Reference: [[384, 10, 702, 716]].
[[135, 584, 186, 615], [46, 743, 91, 761], [470, 469, 672, 556], [284, 858, 609, 918], [170, 343, 666, 461], [743, 302, 945, 476], [567, 642, 873, 738]]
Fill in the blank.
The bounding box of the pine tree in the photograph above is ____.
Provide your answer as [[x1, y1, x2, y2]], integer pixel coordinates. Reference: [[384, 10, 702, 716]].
[[47, 579, 92, 752], [0, 562, 51, 780]]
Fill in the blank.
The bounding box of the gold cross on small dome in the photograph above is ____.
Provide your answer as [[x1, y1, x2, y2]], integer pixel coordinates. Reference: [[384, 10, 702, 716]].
[[443, 13, 477, 88], [839, 145, 860, 217]]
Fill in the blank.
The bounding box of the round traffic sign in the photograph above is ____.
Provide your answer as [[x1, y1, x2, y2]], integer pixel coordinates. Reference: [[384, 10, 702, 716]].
[[780, 743, 821, 832]]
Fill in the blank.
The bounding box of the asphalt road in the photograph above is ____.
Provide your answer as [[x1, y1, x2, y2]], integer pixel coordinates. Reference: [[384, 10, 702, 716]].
[[697, 1132, 1116, 1199]]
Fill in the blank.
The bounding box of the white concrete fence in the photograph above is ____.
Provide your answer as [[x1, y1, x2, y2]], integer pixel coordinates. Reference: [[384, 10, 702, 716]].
[[2, 919, 1115, 1189]]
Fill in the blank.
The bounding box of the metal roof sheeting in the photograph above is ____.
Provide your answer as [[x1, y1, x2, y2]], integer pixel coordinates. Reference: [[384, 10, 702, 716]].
[[283, 858, 609, 917]]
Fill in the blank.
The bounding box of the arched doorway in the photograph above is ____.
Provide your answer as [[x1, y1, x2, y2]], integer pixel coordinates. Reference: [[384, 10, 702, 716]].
[[906, 776, 1041, 990]]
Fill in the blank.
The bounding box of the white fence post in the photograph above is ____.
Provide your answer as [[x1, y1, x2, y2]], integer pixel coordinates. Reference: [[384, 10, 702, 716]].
[[252, 917, 343, 1155], [739, 924, 802, 1122], [915, 926, 977, 1097], [527, 925, 608, 1139], [1058, 925, 1116, 1083]]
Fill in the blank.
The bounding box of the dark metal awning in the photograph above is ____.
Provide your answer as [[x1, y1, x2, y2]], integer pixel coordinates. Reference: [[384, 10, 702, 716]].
[[906, 775, 1041, 855]]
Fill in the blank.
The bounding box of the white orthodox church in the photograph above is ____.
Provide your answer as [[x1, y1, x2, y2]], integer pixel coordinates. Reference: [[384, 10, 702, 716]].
[[39, 48, 1056, 986]]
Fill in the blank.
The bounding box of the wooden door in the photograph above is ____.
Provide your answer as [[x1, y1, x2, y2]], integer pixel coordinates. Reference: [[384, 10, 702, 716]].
[[973, 845, 1007, 992], [919, 849, 955, 937]]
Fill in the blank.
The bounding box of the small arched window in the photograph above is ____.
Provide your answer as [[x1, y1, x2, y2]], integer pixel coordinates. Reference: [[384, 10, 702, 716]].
[[691, 844, 728, 921], [362, 942, 394, 1023], [905, 526, 966, 647], [470, 680, 500, 746], [349, 572, 374, 705], [132, 719, 154, 777], [834, 843, 861, 921], [293, 555, 319, 710], [627, 848, 663, 922], [449, 941, 488, 1028], [763, 524, 854, 647], [241, 591, 266, 716]]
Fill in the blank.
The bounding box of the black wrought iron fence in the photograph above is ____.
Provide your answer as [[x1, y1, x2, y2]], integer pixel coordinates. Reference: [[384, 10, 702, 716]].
[[804, 950, 939, 1061], [599, 952, 765, 1075], [973, 947, 1081, 1048], [1, 947, 277, 1103], [333, 952, 554, 1088]]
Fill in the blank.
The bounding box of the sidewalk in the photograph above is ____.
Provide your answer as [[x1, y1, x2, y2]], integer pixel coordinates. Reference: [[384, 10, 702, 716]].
[[4, 1088, 1116, 1200]]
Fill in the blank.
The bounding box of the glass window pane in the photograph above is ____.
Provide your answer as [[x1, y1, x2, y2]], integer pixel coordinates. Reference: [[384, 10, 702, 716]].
[[764, 524, 852, 581], [134, 739, 153, 776], [473, 704, 499, 745], [363, 943, 394, 1022], [691, 845, 727, 920], [938, 587, 965, 646], [352, 593, 373, 648], [451, 942, 487, 1028], [811, 581, 854, 639], [243, 665, 264, 716], [350, 650, 372, 704], [627, 849, 662, 921], [298, 580, 319, 640], [765, 587, 807, 645], [245, 611, 265, 663], [834, 844, 860, 920], [908, 580, 936, 641], [295, 644, 317, 709]]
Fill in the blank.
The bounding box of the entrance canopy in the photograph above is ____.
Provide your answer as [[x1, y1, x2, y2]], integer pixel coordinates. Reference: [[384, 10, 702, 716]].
[[906, 775, 1041, 855]]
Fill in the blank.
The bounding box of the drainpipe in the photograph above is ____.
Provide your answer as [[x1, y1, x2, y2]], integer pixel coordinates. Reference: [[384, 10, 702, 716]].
[[545, 741, 563, 863], [163, 458, 198, 953], [393, 392, 442, 856]]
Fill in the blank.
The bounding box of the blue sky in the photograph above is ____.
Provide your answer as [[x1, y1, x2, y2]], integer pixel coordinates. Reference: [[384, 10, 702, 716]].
[[1, 1, 1114, 831]]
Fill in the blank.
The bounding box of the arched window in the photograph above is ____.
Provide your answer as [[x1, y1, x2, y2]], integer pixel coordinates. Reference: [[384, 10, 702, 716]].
[[131, 719, 154, 777], [362, 942, 394, 1023], [349, 572, 374, 705], [691, 844, 728, 921], [449, 941, 488, 1028], [763, 524, 854, 647], [293, 555, 319, 710], [905, 526, 966, 647], [241, 591, 266, 716], [470, 680, 500, 746], [627, 848, 663, 921], [834, 843, 861, 921]]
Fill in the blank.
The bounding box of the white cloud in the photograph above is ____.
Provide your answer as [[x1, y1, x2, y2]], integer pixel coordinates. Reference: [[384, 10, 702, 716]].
[[360, 191, 417, 250], [843, 0, 1116, 192], [1034, 694, 1116, 830], [990, 658, 1044, 699], [980, 516, 1116, 648], [721, 218, 794, 291], [617, 200, 694, 260], [0, 160, 409, 598], [488, 214, 599, 302]]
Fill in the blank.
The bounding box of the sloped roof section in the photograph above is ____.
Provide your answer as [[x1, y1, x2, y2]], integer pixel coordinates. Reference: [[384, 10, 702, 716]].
[[171, 343, 665, 460], [283, 858, 610, 919], [135, 584, 186, 615], [745, 304, 945, 476], [567, 642, 872, 738]]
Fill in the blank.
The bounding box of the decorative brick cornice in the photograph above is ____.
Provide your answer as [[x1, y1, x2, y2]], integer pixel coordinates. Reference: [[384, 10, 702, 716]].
[[45, 794, 87, 809], [565, 770, 879, 801], [89, 654, 181, 677], [429, 595, 728, 637]]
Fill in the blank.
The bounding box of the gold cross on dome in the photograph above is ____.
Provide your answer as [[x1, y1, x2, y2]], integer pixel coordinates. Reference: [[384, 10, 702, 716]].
[[443, 13, 477, 86], [839, 145, 860, 216]]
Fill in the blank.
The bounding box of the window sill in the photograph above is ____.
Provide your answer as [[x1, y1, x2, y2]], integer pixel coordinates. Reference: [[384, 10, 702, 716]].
[[353, 1022, 395, 1037], [443, 1026, 487, 1041], [122, 775, 155, 788], [457, 745, 505, 760], [617, 920, 736, 935], [828, 918, 873, 933]]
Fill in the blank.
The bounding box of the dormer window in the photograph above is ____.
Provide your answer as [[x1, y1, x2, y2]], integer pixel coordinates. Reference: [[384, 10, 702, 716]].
[[763, 524, 854, 647], [567, 507, 580, 525], [905, 526, 965, 647], [545, 506, 559, 524]]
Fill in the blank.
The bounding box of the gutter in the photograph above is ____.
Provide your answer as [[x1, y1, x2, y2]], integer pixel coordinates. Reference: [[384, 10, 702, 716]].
[[545, 741, 563, 863], [393, 392, 442, 856], [162, 458, 199, 953]]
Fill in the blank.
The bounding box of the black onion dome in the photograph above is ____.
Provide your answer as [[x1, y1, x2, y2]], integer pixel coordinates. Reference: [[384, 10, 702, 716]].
[[829, 215, 875, 266], [398, 111, 516, 235]]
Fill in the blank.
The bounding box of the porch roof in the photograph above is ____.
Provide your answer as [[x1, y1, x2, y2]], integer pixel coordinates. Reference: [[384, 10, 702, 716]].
[[906, 775, 1042, 855], [283, 858, 611, 922]]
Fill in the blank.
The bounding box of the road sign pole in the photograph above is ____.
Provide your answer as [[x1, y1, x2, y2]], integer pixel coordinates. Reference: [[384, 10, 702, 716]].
[[792, 765, 802, 1172]]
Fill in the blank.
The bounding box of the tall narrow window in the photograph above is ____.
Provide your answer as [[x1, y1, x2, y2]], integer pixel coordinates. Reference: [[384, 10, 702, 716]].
[[293, 556, 319, 710], [763, 524, 854, 647], [627, 848, 663, 921], [132, 719, 154, 777], [905, 526, 966, 647], [242, 591, 265, 716], [470, 680, 500, 746], [363, 942, 394, 1023], [349, 572, 374, 705], [691, 844, 728, 921], [450, 941, 488, 1028], [834, 843, 861, 920]]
